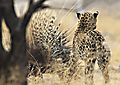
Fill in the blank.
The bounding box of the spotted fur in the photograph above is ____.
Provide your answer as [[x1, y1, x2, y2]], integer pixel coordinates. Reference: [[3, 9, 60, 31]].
[[73, 11, 111, 85]]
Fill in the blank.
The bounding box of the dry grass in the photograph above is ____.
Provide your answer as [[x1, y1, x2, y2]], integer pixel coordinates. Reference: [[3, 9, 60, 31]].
[[2, 7, 120, 85], [26, 8, 120, 85]]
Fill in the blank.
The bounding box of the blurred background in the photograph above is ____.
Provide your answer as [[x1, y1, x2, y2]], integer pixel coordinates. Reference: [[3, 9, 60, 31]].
[[9, 0, 120, 85], [14, 0, 120, 64]]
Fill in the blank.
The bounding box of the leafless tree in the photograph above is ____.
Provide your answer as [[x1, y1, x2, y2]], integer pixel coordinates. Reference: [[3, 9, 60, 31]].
[[0, 0, 47, 85]]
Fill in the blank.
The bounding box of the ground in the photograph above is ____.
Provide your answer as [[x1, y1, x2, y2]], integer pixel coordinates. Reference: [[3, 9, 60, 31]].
[[27, 8, 120, 85], [2, 4, 120, 85], [27, 64, 120, 85]]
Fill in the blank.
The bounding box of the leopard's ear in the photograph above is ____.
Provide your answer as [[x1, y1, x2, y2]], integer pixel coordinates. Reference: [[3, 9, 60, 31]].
[[76, 13, 81, 19], [93, 11, 99, 18]]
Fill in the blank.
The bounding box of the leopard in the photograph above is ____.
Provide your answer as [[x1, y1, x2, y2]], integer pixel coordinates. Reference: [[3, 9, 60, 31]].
[[72, 11, 111, 85]]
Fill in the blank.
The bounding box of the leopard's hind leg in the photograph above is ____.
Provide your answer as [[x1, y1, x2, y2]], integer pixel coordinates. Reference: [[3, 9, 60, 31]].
[[84, 58, 96, 85], [97, 46, 111, 84]]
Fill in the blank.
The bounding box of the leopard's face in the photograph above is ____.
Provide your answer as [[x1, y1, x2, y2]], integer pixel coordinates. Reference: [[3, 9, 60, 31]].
[[76, 11, 99, 32]]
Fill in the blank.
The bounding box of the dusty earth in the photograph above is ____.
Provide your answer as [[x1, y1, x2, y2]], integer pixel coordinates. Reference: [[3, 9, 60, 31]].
[[2, 1, 120, 85], [27, 8, 120, 85]]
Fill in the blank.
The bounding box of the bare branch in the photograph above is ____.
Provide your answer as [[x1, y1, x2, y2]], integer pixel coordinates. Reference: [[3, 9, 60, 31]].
[[20, 0, 48, 30], [0, 0, 48, 84]]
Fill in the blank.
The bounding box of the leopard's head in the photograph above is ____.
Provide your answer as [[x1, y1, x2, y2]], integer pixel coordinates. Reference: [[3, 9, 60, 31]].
[[76, 11, 99, 32]]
